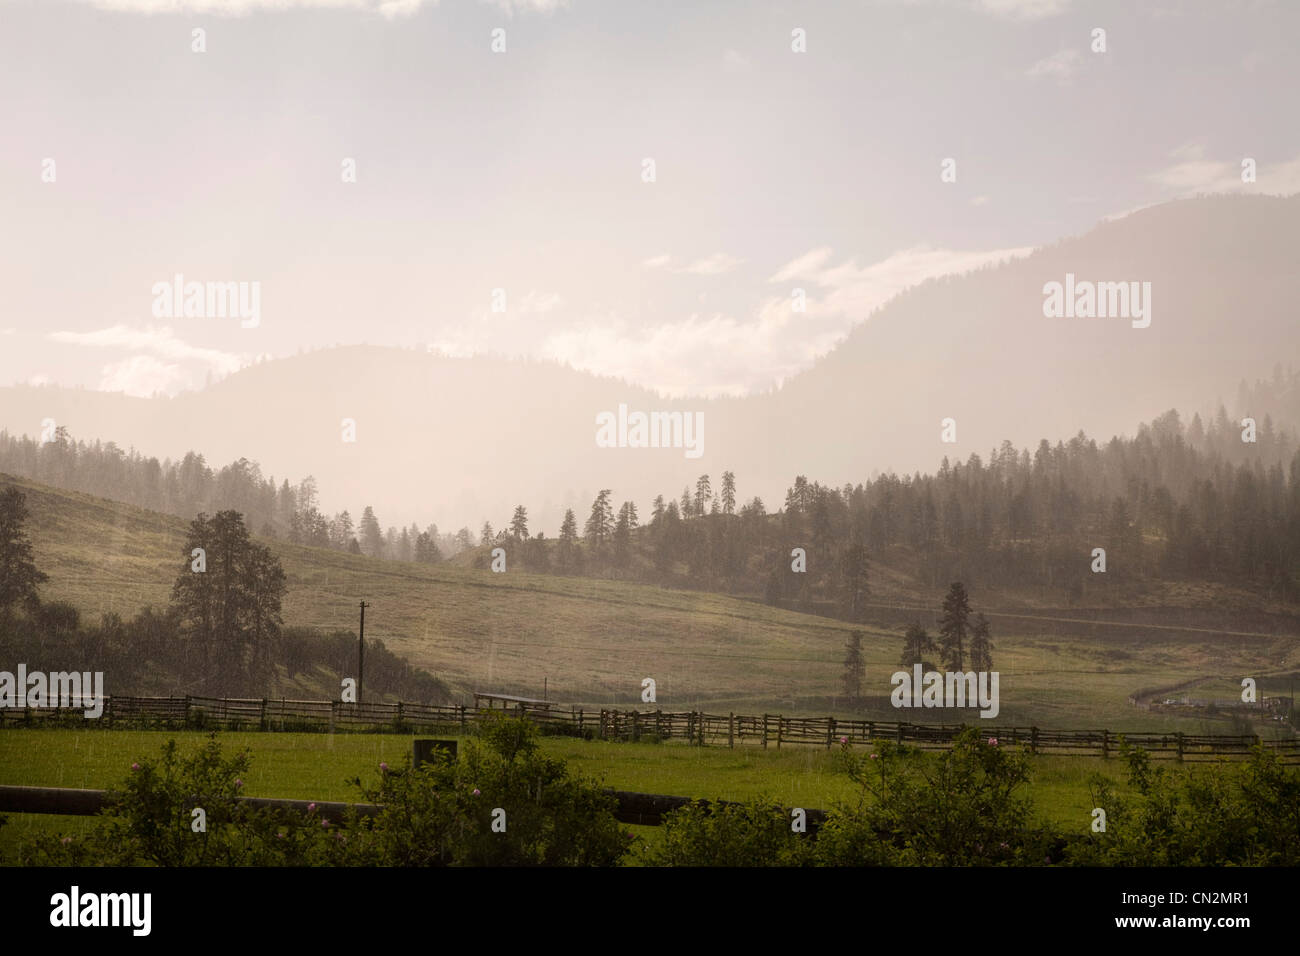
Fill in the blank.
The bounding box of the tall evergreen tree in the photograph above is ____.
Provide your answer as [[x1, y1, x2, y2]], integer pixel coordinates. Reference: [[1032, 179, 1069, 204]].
[[842, 630, 865, 704], [900, 623, 937, 671], [0, 488, 48, 619], [510, 505, 529, 541], [969, 612, 995, 671], [937, 582, 973, 671], [359, 506, 383, 558], [720, 471, 737, 515]]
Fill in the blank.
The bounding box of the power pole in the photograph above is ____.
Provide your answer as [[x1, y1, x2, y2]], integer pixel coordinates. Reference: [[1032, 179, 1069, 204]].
[[358, 601, 368, 705]]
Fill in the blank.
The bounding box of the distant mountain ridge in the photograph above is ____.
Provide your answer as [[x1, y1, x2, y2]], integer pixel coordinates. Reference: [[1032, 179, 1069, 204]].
[[3, 195, 1298, 533]]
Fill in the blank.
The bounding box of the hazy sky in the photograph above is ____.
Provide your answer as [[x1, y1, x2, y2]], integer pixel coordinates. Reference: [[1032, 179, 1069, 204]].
[[2, 0, 1297, 399]]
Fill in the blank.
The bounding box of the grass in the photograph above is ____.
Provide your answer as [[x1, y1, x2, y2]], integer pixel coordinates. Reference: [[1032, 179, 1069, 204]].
[[0, 726, 1153, 862], [8, 473, 1299, 729]]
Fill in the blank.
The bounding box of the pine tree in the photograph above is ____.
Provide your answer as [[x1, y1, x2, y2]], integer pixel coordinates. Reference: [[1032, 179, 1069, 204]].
[[480, 521, 495, 548], [0, 488, 48, 618], [937, 582, 972, 671], [558, 508, 580, 572], [584, 490, 614, 547], [359, 506, 383, 558], [838, 543, 870, 622], [510, 505, 529, 540], [842, 630, 865, 704], [694, 474, 712, 517], [900, 623, 937, 670], [969, 612, 994, 671], [720, 471, 737, 515]]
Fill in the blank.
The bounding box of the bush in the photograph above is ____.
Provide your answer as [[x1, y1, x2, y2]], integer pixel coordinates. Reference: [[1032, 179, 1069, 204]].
[[22, 718, 633, 867], [639, 798, 815, 867], [817, 730, 1058, 866], [1066, 742, 1300, 866]]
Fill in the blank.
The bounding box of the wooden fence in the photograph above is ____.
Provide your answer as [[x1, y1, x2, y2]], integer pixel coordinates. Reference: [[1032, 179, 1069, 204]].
[[2, 694, 1297, 762]]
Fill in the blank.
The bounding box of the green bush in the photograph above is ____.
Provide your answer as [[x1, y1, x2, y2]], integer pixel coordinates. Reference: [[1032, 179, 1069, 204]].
[[639, 797, 815, 867], [22, 718, 633, 867], [1066, 742, 1300, 866], [817, 729, 1058, 866]]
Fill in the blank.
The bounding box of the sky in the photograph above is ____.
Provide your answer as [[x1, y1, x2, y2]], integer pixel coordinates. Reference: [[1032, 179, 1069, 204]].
[[1, 0, 1297, 400]]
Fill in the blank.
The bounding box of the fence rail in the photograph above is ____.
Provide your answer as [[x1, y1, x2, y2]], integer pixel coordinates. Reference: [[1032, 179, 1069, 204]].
[[2, 695, 1297, 762]]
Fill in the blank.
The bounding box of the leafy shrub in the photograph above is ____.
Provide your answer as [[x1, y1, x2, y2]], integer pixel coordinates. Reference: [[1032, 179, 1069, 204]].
[[22, 718, 632, 867], [639, 798, 815, 867], [817, 729, 1058, 866], [1066, 741, 1300, 866]]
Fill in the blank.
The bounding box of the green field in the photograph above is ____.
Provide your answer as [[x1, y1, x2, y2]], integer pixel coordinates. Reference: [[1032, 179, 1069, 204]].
[[7, 473, 1299, 728], [0, 726, 1142, 862]]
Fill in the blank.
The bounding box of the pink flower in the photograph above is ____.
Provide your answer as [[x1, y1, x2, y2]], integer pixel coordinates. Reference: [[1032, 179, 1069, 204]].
[[870, 753, 879, 760], [839, 736, 848, 744], [131, 763, 140, 771], [277, 832, 286, 839], [234, 778, 243, 789], [61, 837, 72, 845], [321, 818, 330, 828], [988, 737, 999, 746], [307, 802, 317, 813], [472, 788, 481, 796], [379, 762, 389, 772]]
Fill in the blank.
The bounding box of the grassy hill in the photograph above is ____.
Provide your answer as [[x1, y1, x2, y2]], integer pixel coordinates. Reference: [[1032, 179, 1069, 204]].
[[7, 473, 1298, 730]]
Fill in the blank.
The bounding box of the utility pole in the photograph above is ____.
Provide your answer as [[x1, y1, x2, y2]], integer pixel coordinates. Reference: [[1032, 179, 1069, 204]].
[[358, 601, 368, 705]]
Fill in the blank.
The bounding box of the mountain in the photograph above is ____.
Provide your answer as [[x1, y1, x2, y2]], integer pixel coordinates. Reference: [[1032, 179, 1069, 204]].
[[3, 195, 1297, 533]]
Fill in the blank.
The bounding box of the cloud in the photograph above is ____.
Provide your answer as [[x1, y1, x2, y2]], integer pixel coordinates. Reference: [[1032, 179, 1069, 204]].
[[677, 253, 743, 276], [0, 328, 15, 335], [1026, 49, 1081, 82], [72, 0, 433, 17], [98, 355, 192, 397], [428, 243, 1033, 397], [970, 195, 990, 206], [641, 254, 672, 270], [48, 324, 245, 395], [477, 0, 570, 15], [1145, 145, 1300, 196], [972, 0, 1070, 19], [895, 0, 1070, 20]]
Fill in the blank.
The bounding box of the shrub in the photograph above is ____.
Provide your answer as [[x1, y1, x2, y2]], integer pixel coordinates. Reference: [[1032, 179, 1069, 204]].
[[817, 729, 1057, 866], [1066, 742, 1300, 866], [639, 798, 815, 867]]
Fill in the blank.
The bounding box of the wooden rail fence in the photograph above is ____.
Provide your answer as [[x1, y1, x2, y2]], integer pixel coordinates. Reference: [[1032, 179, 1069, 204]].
[[2, 694, 1296, 762]]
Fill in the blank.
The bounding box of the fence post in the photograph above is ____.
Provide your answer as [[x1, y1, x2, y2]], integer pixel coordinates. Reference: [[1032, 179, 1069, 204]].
[[698, 711, 705, 747], [260, 698, 267, 730], [396, 700, 403, 731], [777, 714, 783, 749], [729, 712, 735, 749], [1176, 732, 1184, 762], [827, 717, 836, 750], [897, 722, 904, 744], [329, 700, 337, 735], [185, 696, 192, 725], [1102, 730, 1110, 759], [578, 708, 584, 736], [762, 714, 769, 749], [459, 704, 467, 733], [656, 709, 663, 739], [1030, 726, 1039, 755]]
